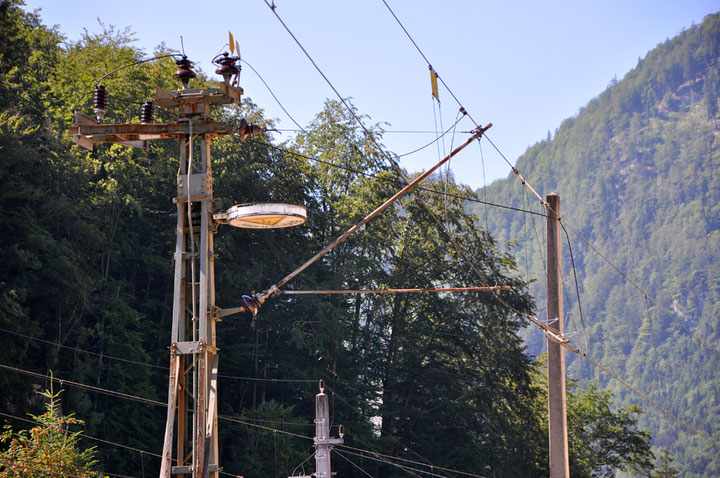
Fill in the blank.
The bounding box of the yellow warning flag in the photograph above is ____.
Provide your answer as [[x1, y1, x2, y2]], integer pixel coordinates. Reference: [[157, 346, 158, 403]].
[[430, 66, 439, 102], [229, 32, 235, 53]]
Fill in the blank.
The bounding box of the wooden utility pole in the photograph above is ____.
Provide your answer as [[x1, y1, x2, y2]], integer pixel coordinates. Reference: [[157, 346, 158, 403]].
[[546, 192, 569, 478]]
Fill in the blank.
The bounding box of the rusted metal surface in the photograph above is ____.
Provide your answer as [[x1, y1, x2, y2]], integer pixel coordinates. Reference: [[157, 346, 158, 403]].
[[160, 348, 181, 478], [195, 345, 207, 478], [155, 83, 243, 108], [253, 124, 493, 307], [68, 115, 233, 149], [278, 285, 510, 295]]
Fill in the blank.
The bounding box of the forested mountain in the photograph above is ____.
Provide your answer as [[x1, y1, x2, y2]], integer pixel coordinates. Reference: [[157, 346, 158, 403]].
[[473, 12, 720, 477]]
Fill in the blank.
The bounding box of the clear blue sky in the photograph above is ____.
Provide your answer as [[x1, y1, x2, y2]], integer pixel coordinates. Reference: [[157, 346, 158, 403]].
[[24, 0, 719, 189]]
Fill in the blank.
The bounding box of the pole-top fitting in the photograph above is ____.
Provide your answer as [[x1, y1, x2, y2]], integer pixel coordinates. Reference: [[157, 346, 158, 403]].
[[319, 379, 325, 393]]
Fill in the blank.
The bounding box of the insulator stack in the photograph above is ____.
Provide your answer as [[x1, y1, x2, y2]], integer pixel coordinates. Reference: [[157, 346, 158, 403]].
[[93, 85, 108, 122], [174, 56, 197, 87], [140, 101, 155, 124], [214, 52, 240, 84]]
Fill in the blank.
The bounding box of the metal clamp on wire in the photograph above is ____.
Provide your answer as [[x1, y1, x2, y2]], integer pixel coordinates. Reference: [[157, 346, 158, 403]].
[[472, 122, 493, 137]]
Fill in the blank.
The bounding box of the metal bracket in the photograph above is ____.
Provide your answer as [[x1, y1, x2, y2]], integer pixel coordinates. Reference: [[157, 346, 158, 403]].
[[178, 174, 210, 198], [172, 465, 221, 474], [174, 341, 205, 355]]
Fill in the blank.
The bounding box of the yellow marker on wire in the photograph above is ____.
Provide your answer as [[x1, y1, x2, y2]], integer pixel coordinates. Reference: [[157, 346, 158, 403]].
[[429, 66, 439, 102]]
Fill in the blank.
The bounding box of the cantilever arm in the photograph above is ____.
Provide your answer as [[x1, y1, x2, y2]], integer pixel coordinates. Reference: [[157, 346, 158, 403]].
[[249, 124, 492, 310]]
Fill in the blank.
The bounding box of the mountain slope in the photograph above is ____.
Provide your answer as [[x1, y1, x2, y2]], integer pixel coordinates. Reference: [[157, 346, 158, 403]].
[[473, 13, 720, 477]]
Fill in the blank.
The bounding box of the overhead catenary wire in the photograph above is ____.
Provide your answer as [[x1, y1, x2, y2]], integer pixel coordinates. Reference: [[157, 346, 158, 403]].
[[0, 456, 134, 478], [248, 138, 546, 218], [0, 326, 317, 383], [380, 0, 477, 129], [0, 411, 246, 478], [561, 223, 589, 354], [255, 6, 720, 458], [242, 58, 307, 133], [560, 219, 720, 361], [550, 336, 720, 451], [258, 0, 501, 307], [378, 0, 715, 372], [242, 53, 468, 159], [253, 125, 489, 306], [336, 449, 482, 478], [325, 386, 453, 478]]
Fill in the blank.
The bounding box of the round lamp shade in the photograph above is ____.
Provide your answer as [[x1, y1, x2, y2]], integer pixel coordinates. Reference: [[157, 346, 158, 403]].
[[225, 203, 307, 229]]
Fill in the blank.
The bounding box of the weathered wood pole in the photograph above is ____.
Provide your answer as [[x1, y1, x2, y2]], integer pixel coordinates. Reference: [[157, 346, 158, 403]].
[[546, 193, 569, 478]]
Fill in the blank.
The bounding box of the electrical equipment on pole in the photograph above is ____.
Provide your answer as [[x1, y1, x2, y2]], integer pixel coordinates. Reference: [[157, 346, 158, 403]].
[[68, 50, 305, 478]]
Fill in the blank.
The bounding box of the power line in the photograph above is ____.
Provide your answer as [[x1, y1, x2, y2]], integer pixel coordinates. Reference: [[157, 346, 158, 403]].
[[645, 294, 669, 412], [379, 0, 479, 129], [396, 113, 465, 158], [256, 4, 720, 460], [336, 443, 488, 478], [560, 219, 720, 361], [333, 449, 375, 478], [0, 327, 316, 383], [0, 411, 251, 478], [554, 337, 720, 451], [0, 411, 162, 460], [242, 59, 306, 133], [276, 129, 454, 134], [325, 386, 452, 478], [561, 224, 589, 354], [0, 363, 165, 408], [221, 411, 485, 478], [0, 456, 133, 478], [0, 326, 167, 370], [337, 449, 481, 478], [248, 138, 545, 218]]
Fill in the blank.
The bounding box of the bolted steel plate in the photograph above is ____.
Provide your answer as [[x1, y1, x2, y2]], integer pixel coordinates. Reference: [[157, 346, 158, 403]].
[[226, 203, 307, 229]]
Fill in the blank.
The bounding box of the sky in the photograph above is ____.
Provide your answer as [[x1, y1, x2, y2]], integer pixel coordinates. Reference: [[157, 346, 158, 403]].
[[23, 0, 719, 189]]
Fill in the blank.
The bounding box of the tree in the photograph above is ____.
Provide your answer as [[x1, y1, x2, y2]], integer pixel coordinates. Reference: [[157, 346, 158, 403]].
[[476, 13, 720, 476], [531, 361, 655, 477], [653, 449, 680, 478], [0, 385, 102, 477]]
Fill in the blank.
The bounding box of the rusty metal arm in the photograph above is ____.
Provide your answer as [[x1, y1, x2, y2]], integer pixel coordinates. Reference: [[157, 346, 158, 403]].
[[277, 286, 510, 295], [242, 124, 492, 311]]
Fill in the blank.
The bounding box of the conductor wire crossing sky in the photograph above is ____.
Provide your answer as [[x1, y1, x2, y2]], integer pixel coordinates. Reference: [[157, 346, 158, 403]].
[[16, 0, 720, 468], [22, 0, 719, 188]]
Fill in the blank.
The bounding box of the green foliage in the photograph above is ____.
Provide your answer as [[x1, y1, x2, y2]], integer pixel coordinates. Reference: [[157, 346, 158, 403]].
[[653, 449, 680, 478], [567, 384, 653, 477], [474, 12, 720, 477], [531, 360, 655, 477], [0, 384, 102, 477], [0, 2, 665, 477]]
